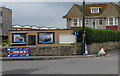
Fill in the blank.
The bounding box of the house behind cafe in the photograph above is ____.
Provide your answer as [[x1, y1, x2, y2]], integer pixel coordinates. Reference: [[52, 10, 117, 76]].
[[63, 2, 120, 31]]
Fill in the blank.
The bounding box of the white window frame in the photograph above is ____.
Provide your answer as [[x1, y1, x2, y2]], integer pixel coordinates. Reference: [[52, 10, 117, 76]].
[[85, 19, 90, 26], [115, 17, 118, 25], [90, 7, 100, 13], [71, 18, 82, 27], [79, 19, 82, 26], [98, 19, 103, 26], [107, 17, 118, 26]]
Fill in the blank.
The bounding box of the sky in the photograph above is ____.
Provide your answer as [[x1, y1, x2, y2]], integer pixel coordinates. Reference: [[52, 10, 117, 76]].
[[2, 2, 82, 28], [1, 1, 120, 28]]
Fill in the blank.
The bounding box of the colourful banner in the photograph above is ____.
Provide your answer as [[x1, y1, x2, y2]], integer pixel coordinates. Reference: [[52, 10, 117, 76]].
[[7, 47, 30, 57]]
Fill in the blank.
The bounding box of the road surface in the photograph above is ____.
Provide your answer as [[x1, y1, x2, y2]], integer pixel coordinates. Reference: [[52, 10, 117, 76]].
[[1, 52, 118, 74]]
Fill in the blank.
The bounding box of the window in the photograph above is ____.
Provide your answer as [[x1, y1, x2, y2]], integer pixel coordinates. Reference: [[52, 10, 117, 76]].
[[12, 33, 26, 44], [107, 17, 118, 25], [98, 19, 103, 25], [79, 19, 82, 26], [0, 11, 3, 16], [72, 19, 82, 26], [90, 7, 100, 13], [38, 32, 54, 44], [73, 19, 77, 26], [115, 18, 118, 25], [67, 18, 71, 22], [85, 19, 90, 26]]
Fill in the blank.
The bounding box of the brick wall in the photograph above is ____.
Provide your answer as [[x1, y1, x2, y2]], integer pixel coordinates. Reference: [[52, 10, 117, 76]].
[[8, 30, 73, 46], [106, 26, 118, 31]]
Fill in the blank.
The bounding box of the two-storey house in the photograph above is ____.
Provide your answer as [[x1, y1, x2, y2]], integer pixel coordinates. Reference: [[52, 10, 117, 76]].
[[63, 2, 120, 31]]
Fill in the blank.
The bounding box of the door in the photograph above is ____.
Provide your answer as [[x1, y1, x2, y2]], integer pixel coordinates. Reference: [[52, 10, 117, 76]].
[[92, 19, 96, 29], [28, 35, 36, 45]]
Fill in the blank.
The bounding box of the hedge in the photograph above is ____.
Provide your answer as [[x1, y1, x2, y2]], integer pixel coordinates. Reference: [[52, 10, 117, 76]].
[[77, 27, 120, 44]]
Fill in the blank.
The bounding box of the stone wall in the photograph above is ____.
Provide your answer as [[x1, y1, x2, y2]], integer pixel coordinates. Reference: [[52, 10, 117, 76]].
[[76, 41, 120, 54], [30, 45, 76, 56], [2, 44, 78, 57], [88, 41, 120, 54], [2, 41, 120, 57]]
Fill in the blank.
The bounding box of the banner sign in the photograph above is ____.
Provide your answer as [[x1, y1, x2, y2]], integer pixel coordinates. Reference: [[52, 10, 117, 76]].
[[7, 47, 30, 57]]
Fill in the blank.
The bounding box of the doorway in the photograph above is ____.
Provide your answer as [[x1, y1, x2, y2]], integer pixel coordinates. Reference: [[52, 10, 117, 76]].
[[28, 35, 36, 45], [92, 19, 96, 29]]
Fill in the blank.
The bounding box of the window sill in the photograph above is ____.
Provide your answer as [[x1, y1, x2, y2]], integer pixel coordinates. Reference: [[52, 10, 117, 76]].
[[106, 25, 118, 26], [90, 12, 99, 13], [10, 43, 27, 45], [71, 26, 81, 27]]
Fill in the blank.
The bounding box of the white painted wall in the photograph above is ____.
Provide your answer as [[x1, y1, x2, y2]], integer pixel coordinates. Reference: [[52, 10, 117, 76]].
[[59, 34, 76, 44]]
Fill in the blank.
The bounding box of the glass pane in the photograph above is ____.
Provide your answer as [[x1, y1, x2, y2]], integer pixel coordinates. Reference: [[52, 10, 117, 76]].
[[12, 33, 26, 43], [86, 20, 89, 25], [74, 19, 77, 22], [79, 19, 81, 26], [109, 18, 113, 21], [109, 22, 113, 25], [74, 23, 77, 26], [92, 8, 99, 13], [94, 8, 98, 12], [99, 20, 102, 25]]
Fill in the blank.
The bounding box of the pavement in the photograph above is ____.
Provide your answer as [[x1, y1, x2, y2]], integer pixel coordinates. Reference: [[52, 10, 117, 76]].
[[1, 54, 106, 61], [1, 49, 118, 61]]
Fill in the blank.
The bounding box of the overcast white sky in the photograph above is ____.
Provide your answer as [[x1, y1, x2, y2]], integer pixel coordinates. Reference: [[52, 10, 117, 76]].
[[2, 2, 81, 28], [1, 1, 120, 28], [1, 0, 120, 2]]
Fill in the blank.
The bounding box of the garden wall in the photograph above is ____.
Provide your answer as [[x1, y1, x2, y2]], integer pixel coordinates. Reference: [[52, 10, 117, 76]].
[[2, 45, 79, 57], [88, 41, 120, 54], [2, 41, 120, 57]]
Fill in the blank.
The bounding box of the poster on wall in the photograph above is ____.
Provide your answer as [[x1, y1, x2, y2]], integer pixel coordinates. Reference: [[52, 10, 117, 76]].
[[12, 33, 26, 43], [38, 32, 54, 44], [7, 47, 30, 57]]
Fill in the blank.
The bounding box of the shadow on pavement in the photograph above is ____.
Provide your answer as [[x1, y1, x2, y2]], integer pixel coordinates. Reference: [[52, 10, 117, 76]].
[[2, 69, 38, 74]]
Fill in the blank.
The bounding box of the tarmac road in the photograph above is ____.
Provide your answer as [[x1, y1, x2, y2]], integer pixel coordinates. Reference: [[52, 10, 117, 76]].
[[1, 51, 118, 74]]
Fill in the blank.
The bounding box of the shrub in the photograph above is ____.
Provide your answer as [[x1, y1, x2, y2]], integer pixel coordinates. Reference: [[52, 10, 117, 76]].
[[77, 27, 120, 44], [2, 40, 8, 46]]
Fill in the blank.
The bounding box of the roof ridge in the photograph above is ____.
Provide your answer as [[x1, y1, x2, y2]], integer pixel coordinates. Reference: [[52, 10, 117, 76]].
[[73, 4, 81, 7], [85, 2, 107, 5], [107, 2, 120, 10]]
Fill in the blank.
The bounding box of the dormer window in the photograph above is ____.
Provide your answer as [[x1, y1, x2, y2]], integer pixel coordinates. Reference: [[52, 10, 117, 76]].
[[90, 7, 100, 13]]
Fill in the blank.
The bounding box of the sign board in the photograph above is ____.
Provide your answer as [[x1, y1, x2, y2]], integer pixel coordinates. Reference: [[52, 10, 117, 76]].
[[12, 33, 26, 44], [97, 48, 106, 55], [38, 32, 54, 44], [7, 47, 30, 57], [59, 34, 76, 44], [73, 31, 78, 35]]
